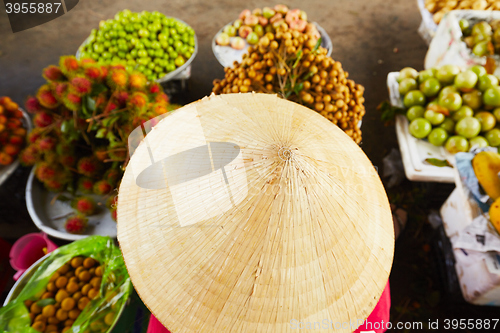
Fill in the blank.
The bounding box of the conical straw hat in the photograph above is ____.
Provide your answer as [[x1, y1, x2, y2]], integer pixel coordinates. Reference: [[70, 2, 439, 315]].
[[117, 93, 394, 333]]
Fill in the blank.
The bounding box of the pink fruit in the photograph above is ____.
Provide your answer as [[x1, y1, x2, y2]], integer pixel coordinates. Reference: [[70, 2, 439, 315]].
[[289, 19, 307, 32], [252, 8, 262, 16], [269, 13, 283, 24], [238, 26, 253, 39], [272, 19, 286, 29], [244, 15, 259, 26], [274, 4, 289, 14], [306, 23, 320, 39], [64, 215, 88, 234], [239, 9, 251, 20], [258, 16, 268, 26], [285, 9, 301, 24], [231, 37, 246, 50]]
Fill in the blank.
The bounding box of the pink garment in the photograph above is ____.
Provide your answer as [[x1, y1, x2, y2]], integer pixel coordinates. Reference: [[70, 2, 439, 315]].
[[147, 281, 391, 333]]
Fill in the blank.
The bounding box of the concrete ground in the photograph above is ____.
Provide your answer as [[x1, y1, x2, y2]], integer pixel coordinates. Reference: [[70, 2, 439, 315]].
[[2, 0, 497, 330]]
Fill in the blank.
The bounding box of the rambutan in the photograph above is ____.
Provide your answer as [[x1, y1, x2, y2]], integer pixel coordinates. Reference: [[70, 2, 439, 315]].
[[94, 146, 108, 161], [62, 91, 82, 111], [33, 111, 53, 128], [64, 215, 88, 234], [109, 64, 126, 71], [71, 196, 96, 216], [80, 58, 96, 66], [56, 142, 74, 155], [129, 72, 147, 90], [149, 83, 161, 94], [28, 128, 43, 143], [44, 151, 59, 165], [107, 69, 128, 89], [153, 104, 168, 115], [77, 156, 101, 177], [106, 195, 118, 209], [35, 162, 58, 182], [44, 179, 66, 192], [36, 85, 59, 109], [19, 145, 39, 166], [42, 65, 64, 81], [154, 93, 170, 105], [9, 135, 24, 145], [59, 56, 79, 77], [53, 82, 68, 99], [111, 208, 117, 222], [25, 96, 43, 114], [77, 177, 95, 194], [104, 102, 117, 114], [100, 66, 109, 80], [116, 91, 129, 106], [36, 136, 57, 152], [93, 180, 113, 195], [84, 65, 102, 82], [71, 77, 92, 95], [127, 92, 148, 111], [104, 168, 122, 184], [60, 154, 76, 168]]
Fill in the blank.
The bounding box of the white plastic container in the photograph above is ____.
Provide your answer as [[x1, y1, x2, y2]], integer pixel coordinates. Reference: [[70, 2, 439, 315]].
[[387, 72, 455, 183]]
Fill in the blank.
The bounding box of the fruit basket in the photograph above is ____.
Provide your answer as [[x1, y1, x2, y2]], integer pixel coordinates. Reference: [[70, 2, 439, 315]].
[[212, 21, 331, 68], [1, 236, 131, 333], [25, 168, 117, 241], [0, 107, 32, 186], [388, 72, 456, 182]]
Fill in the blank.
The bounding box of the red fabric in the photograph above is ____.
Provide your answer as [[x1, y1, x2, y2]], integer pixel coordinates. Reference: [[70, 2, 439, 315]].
[[147, 282, 391, 333], [354, 282, 391, 333]]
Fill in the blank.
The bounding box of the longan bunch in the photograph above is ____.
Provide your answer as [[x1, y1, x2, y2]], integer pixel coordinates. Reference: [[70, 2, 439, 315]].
[[212, 25, 365, 143], [424, 0, 500, 24], [25, 256, 103, 333]]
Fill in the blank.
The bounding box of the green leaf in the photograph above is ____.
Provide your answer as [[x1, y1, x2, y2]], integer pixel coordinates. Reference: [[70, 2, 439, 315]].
[[96, 128, 107, 139], [293, 50, 303, 69], [107, 131, 117, 142], [302, 71, 314, 81], [91, 83, 108, 96], [424, 158, 453, 168], [285, 91, 292, 98], [86, 96, 96, 112], [293, 82, 304, 94], [313, 38, 322, 52], [102, 116, 119, 128], [81, 100, 89, 118], [61, 120, 72, 134], [36, 298, 56, 307], [377, 100, 405, 122]]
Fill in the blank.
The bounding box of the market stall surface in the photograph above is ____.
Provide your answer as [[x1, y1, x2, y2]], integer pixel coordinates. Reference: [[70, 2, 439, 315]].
[[0, 0, 498, 332]]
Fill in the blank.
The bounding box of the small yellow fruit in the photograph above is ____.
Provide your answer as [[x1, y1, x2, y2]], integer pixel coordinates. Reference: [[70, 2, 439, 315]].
[[489, 198, 500, 234]]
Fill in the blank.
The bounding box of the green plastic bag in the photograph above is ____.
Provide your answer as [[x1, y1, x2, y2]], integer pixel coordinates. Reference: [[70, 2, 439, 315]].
[[0, 236, 132, 333]]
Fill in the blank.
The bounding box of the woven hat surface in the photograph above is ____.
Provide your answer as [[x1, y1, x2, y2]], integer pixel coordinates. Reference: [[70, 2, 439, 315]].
[[118, 93, 394, 333]]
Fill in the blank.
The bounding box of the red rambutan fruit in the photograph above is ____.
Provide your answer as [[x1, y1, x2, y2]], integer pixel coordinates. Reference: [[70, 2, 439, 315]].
[[59, 56, 79, 77], [19, 145, 39, 166], [127, 92, 148, 111], [154, 92, 170, 105], [28, 128, 43, 143], [77, 177, 95, 194], [42, 65, 64, 81], [129, 72, 147, 90], [64, 215, 88, 234], [107, 69, 128, 89], [104, 168, 122, 185], [33, 111, 53, 128], [60, 154, 76, 168], [71, 77, 92, 95], [93, 180, 113, 195], [104, 102, 117, 114], [36, 136, 57, 152], [153, 104, 168, 115], [25, 96, 43, 114], [106, 195, 118, 209], [149, 83, 161, 94], [36, 85, 59, 109], [84, 65, 102, 81], [53, 82, 68, 99], [100, 66, 109, 80], [116, 91, 129, 106], [44, 179, 66, 192], [56, 142, 74, 155], [62, 91, 82, 111], [71, 196, 96, 216], [77, 156, 101, 177], [35, 162, 58, 182], [111, 208, 117, 222]]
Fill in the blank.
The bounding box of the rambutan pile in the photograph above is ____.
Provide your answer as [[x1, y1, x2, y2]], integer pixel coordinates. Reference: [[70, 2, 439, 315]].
[[21, 55, 181, 221]]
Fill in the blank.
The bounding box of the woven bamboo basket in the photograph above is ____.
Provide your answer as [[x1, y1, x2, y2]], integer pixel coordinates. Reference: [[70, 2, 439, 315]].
[[117, 93, 394, 333]]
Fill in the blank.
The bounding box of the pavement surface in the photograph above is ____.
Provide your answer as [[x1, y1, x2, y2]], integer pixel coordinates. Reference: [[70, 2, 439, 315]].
[[1, 0, 498, 331]]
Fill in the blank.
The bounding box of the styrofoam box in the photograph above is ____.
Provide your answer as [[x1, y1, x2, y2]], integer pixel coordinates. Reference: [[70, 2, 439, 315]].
[[440, 187, 500, 306], [387, 72, 455, 183]]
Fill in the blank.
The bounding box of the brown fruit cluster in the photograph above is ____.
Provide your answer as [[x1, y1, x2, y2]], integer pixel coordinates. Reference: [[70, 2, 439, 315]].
[[212, 26, 365, 143], [25, 256, 105, 333], [425, 0, 500, 24], [0, 96, 26, 165]]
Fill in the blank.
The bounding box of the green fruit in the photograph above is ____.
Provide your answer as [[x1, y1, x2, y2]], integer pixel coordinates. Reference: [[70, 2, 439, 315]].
[[418, 69, 435, 83], [439, 86, 458, 99], [475, 111, 497, 132], [469, 136, 489, 148], [455, 116, 481, 138], [399, 78, 418, 95], [462, 90, 483, 110], [420, 78, 441, 97], [440, 118, 455, 133], [452, 106, 474, 121], [454, 70, 478, 91], [469, 65, 487, 78], [493, 108, 500, 122], [406, 106, 425, 121], [246, 32, 259, 45], [445, 136, 469, 154], [472, 21, 493, 36], [398, 67, 419, 82], [428, 128, 449, 146], [409, 118, 432, 139], [174, 56, 185, 67], [459, 19, 470, 32], [473, 41, 491, 57], [224, 25, 237, 37], [404, 90, 426, 108], [483, 87, 500, 107], [478, 75, 499, 92], [436, 64, 460, 84], [439, 92, 462, 111], [424, 110, 445, 125], [486, 128, 500, 146]]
